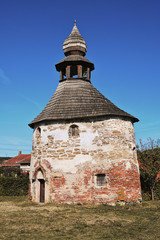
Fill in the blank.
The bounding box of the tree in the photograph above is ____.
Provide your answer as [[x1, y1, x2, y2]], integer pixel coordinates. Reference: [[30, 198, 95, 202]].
[[137, 138, 160, 200]]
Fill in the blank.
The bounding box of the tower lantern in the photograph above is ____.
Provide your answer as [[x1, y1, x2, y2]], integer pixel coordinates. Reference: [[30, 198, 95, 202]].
[[55, 22, 94, 81]]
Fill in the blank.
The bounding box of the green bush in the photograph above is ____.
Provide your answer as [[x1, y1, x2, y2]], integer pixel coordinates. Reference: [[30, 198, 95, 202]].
[[0, 167, 29, 196], [141, 181, 160, 201], [0, 167, 21, 176], [154, 181, 160, 200], [141, 191, 151, 201]]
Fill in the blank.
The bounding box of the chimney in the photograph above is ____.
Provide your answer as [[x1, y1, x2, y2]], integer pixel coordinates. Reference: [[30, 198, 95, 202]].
[[18, 151, 22, 155]]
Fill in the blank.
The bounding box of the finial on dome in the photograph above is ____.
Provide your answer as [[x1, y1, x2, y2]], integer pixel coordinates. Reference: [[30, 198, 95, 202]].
[[63, 22, 87, 56]]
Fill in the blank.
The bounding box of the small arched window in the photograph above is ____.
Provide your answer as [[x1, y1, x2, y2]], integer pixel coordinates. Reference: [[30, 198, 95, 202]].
[[69, 124, 79, 137], [35, 127, 41, 139]]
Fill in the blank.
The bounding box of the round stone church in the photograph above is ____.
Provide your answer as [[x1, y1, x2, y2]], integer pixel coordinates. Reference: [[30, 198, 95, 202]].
[[29, 22, 142, 204]]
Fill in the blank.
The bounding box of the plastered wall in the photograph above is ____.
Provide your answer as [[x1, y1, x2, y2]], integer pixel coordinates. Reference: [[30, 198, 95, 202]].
[[30, 117, 142, 204]]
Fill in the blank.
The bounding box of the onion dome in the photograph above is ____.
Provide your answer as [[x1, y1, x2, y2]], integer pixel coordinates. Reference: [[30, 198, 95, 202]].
[[63, 21, 87, 56]]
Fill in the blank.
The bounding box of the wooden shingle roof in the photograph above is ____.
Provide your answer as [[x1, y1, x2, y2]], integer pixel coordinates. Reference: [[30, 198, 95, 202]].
[[29, 79, 138, 128], [55, 55, 94, 72]]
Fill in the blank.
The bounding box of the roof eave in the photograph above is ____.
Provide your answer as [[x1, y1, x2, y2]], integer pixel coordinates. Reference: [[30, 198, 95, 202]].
[[55, 57, 95, 72], [28, 114, 139, 129]]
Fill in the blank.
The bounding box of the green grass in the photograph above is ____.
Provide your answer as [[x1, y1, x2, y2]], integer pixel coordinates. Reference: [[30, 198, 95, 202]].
[[0, 196, 160, 240]]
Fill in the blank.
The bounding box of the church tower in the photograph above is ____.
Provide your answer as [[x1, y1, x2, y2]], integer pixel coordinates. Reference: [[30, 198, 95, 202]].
[[29, 22, 142, 204]]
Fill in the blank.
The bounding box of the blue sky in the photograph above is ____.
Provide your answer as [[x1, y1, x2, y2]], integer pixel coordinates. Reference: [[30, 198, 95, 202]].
[[0, 0, 160, 157]]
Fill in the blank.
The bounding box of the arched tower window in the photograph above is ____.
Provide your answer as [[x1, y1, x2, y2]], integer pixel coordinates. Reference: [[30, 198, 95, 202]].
[[69, 124, 79, 137], [35, 127, 41, 139]]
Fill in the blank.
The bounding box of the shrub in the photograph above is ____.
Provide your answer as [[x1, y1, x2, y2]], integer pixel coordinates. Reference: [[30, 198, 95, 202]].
[[0, 167, 29, 196]]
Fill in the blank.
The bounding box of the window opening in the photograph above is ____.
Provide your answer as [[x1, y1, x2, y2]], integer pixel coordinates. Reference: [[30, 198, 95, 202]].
[[69, 124, 79, 137], [96, 174, 106, 186], [63, 69, 66, 78], [82, 67, 87, 79], [36, 127, 41, 138], [70, 65, 78, 78], [72, 127, 75, 136]]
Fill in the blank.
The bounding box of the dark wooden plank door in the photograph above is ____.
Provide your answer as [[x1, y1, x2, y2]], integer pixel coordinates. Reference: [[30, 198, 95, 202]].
[[40, 179, 45, 203]]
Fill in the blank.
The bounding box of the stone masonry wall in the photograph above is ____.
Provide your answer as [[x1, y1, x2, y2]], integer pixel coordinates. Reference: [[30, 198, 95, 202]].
[[30, 117, 142, 204]]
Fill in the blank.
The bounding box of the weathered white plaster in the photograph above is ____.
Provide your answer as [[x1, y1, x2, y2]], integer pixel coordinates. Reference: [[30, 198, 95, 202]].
[[50, 154, 92, 173], [53, 128, 68, 141], [80, 129, 98, 149], [126, 161, 131, 170], [37, 170, 44, 179]]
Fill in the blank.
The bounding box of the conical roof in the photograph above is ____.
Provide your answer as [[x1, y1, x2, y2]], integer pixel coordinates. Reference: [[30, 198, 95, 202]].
[[29, 23, 139, 128], [29, 79, 138, 128], [63, 21, 87, 56]]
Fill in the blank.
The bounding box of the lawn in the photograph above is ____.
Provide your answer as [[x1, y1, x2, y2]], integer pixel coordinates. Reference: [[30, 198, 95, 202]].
[[0, 196, 160, 240]]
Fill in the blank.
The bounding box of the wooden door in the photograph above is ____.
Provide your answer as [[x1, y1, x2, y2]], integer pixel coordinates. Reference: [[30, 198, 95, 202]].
[[39, 179, 45, 203]]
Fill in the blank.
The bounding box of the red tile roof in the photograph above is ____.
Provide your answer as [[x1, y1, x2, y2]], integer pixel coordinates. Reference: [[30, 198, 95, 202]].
[[17, 155, 31, 164], [1, 153, 31, 167]]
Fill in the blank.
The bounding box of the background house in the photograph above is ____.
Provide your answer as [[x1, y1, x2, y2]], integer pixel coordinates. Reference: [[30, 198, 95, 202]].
[[1, 151, 31, 174]]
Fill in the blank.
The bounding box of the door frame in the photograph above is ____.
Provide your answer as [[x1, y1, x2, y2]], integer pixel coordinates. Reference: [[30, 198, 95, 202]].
[[39, 179, 45, 203]]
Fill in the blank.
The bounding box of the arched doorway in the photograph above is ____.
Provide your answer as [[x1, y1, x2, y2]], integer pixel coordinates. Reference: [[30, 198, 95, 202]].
[[39, 179, 45, 203], [36, 169, 45, 203]]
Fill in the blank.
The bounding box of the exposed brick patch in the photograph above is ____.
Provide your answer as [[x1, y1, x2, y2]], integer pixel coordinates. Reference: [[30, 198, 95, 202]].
[[51, 176, 65, 188], [42, 159, 52, 171], [34, 160, 39, 168]]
